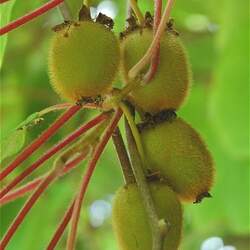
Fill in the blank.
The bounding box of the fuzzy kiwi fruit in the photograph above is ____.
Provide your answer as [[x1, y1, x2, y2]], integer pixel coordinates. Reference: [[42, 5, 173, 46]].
[[120, 27, 191, 113], [112, 182, 183, 250], [139, 117, 214, 203], [48, 20, 120, 101]]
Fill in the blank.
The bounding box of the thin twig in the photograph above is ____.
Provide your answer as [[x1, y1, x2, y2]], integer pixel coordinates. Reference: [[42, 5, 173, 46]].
[[0, 113, 109, 199], [38, 103, 72, 116], [0, 105, 81, 182], [144, 0, 162, 83], [46, 117, 111, 249], [0, 154, 75, 249], [47, 199, 76, 250], [0, 0, 11, 4], [112, 127, 135, 184], [58, 1, 72, 21], [128, 0, 175, 79], [0, 119, 109, 205], [125, 108, 166, 250], [67, 109, 123, 250], [0, 0, 64, 35]]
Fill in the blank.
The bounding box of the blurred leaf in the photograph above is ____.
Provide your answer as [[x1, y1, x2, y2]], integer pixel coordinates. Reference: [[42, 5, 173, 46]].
[[184, 33, 216, 83], [0, 128, 26, 163], [0, 0, 16, 69], [222, 158, 249, 233], [209, 0, 249, 159], [0, 84, 25, 136], [179, 84, 210, 138]]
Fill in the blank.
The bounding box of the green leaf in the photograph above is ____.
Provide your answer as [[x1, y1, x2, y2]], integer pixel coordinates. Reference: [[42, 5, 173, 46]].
[[15, 112, 44, 130], [0, 109, 47, 162], [0, 128, 26, 163], [0, 0, 16, 69], [209, 0, 249, 159]]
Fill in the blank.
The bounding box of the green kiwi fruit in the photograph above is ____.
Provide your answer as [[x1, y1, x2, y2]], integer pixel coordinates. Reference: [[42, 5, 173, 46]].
[[48, 20, 120, 101], [120, 27, 191, 113], [112, 182, 183, 250], [139, 117, 214, 203]]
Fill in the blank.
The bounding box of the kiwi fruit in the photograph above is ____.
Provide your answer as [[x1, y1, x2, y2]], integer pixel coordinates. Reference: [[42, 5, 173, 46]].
[[112, 182, 183, 250], [120, 27, 191, 114], [139, 117, 214, 203], [48, 20, 120, 101]]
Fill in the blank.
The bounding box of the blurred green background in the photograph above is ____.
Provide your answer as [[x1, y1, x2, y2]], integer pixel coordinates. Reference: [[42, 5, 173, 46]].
[[0, 0, 249, 249]]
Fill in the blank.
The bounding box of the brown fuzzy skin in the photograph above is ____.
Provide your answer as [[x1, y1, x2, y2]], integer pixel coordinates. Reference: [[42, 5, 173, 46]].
[[140, 117, 214, 203], [112, 182, 183, 250], [120, 28, 191, 114], [48, 21, 120, 101]]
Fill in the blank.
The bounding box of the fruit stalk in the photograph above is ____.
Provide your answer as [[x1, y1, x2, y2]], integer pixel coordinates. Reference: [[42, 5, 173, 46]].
[[0, 113, 109, 199], [120, 102, 146, 169], [39, 102, 98, 116], [0, 0, 64, 35], [58, 1, 72, 21], [66, 109, 123, 250], [112, 127, 135, 184], [129, 0, 144, 25], [125, 108, 166, 250], [0, 104, 81, 182], [38, 103, 72, 115], [144, 0, 162, 83], [39, 103, 99, 117], [128, 0, 175, 79]]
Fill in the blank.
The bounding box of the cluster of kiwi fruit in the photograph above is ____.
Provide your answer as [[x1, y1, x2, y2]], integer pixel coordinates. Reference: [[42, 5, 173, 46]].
[[48, 6, 214, 250]]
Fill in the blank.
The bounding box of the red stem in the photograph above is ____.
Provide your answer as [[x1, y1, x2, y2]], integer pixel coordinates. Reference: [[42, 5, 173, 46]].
[[0, 113, 108, 199], [0, 149, 89, 248], [0, 0, 11, 4], [47, 200, 75, 250], [0, 178, 41, 205], [67, 109, 123, 250], [0, 153, 86, 205], [144, 0, 162, 83], [0, 105, 81, 182], [0, 168, 60, 248], [0, 0, 64, 36]]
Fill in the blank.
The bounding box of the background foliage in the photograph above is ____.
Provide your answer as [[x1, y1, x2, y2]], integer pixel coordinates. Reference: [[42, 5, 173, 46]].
[[0, 0, 249, 249]]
